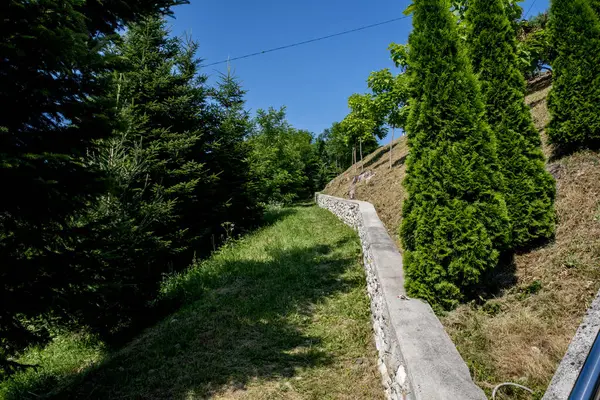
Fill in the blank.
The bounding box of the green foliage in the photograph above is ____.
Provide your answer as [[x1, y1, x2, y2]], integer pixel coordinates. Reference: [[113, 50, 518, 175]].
[[591, 0, 600, 18], [312, 128, 346, 187], [516, 12, 554, 79], [0, 0, 185, 372], [0, 3, 267, 373], [66, 16, 214, 338], [367, 68, 410, 131], [400, 0, 510, 310], [314, 121, 378, 178], [467, 0, 555, 249], [205, 71, 263, 236], [547, 0, 600, 148], [388, 43, 410, 70], [341, 94, 384, 148], [248, 107, 319, 204], [70, 17, 264, 339]]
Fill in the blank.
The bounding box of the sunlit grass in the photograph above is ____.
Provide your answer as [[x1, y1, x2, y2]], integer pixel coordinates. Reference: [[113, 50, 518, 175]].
[[1, 206, 382, 399]]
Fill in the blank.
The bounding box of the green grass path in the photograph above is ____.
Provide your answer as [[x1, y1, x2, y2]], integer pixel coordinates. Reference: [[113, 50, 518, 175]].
[[1, 206, 383, 399]]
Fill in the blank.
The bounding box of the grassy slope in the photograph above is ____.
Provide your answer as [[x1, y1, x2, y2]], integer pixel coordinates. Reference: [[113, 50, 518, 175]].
[[324, 82, 600, 399], [323, 140, 409, 245], [1, 206, 383, 400]]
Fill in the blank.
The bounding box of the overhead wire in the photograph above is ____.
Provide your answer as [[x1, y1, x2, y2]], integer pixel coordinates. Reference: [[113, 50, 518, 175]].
[[524, 0, 539, 19], [202, 15, 410, 67]]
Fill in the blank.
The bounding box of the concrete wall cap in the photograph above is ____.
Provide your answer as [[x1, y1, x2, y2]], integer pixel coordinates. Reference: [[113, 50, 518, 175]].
[[315, 193, 486, 400]]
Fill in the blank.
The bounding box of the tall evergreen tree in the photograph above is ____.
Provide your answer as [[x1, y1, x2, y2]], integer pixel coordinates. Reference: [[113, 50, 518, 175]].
[[115, 16, 213, 258], [467, 0, 555, 249], [0, 0, 184, 372], [400, 0, 510, 310], [204, 71, 263, 239], [547, 0, 600, 148], [591, 0, 600, 18]]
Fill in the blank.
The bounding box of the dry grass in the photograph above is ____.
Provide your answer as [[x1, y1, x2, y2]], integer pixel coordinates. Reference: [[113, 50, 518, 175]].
[[323, 139, 409, 244], [324, 81, 600, 399]]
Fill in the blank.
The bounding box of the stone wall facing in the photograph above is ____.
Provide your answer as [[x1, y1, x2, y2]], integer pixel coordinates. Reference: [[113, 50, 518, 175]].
[[316, 193, 486, 400]]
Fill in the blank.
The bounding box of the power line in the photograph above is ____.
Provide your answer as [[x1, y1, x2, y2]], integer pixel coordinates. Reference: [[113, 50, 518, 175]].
[[524, 0, 539, 19], [202, 16, 410, 67]]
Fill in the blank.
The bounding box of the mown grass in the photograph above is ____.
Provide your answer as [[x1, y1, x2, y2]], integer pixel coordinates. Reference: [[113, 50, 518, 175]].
[[1, 206, 383, 400]]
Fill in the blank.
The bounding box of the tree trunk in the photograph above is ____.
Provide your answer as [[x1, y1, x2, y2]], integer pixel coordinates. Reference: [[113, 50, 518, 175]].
[[389, 126, 395, 169], [359, 139, 363, 172]]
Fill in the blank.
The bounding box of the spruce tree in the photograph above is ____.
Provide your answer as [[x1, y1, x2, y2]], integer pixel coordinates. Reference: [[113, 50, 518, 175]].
[[73, 17, 215, 336], [547, 0, 600, 148], [205, 71, 263, 239], [400, 0, 510, 310], [590, 0, 600, 18], [0, 0, 184, 372], [467, 0, 556, 249], [116, 16, 213, 257]]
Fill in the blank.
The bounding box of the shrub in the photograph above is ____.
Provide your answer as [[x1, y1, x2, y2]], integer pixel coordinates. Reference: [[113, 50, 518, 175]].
[[400, 0, 509, 310], [547, 0, 600, 148], [467, 0, 556, 249]]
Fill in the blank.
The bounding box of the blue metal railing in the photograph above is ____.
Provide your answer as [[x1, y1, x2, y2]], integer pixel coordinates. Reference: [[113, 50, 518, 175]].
[[570, 330, 600, 400]]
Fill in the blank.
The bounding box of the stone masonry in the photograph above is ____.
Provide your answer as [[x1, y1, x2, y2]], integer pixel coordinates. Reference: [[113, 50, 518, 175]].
[[316, 193, 486, 400]]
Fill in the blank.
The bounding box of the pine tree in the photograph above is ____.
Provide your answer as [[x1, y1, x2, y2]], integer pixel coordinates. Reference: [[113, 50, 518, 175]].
[[400, 0, 510, 310], [0, 0, 185, 373], [467, 0, 556, 249], [547, 0, 600, 148]]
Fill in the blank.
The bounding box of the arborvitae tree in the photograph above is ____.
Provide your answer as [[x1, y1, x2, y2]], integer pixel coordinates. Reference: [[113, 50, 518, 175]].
[[400, 0, 510, 310], [547, 0, 600, 148], [0, 0, 184, 373], [467, 0, 556, 249]]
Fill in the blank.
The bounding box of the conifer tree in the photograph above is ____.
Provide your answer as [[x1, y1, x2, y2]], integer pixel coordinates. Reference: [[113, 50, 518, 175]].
[[205, 70, 263, 238], [547, 0, 600, 148], [115, 16, 213, 258], [400, 0, 510, 309], [0, 0, 184, 372], [590, 0, 600, 18], [467, 0, 555, 249]]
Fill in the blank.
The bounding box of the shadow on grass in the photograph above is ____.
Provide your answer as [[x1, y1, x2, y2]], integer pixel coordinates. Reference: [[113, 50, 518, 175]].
[[28, 238, 359, 399], [549, 141, 600, 162], [466, 251, 518, 303], [262, 206, 298, 226], [372, 153, 408, 170]]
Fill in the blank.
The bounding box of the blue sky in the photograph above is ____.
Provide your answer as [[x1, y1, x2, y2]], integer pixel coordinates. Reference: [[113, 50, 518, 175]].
[[170, 0, 550, 143]]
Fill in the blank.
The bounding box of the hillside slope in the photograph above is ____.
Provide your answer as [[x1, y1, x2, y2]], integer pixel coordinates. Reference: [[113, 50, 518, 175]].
[[323, 81, 600, 398], [323, 138, 409, 243]]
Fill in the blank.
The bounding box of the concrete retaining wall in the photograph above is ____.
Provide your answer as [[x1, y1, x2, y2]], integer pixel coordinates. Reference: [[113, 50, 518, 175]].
[[315, 193, 486, 400]]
